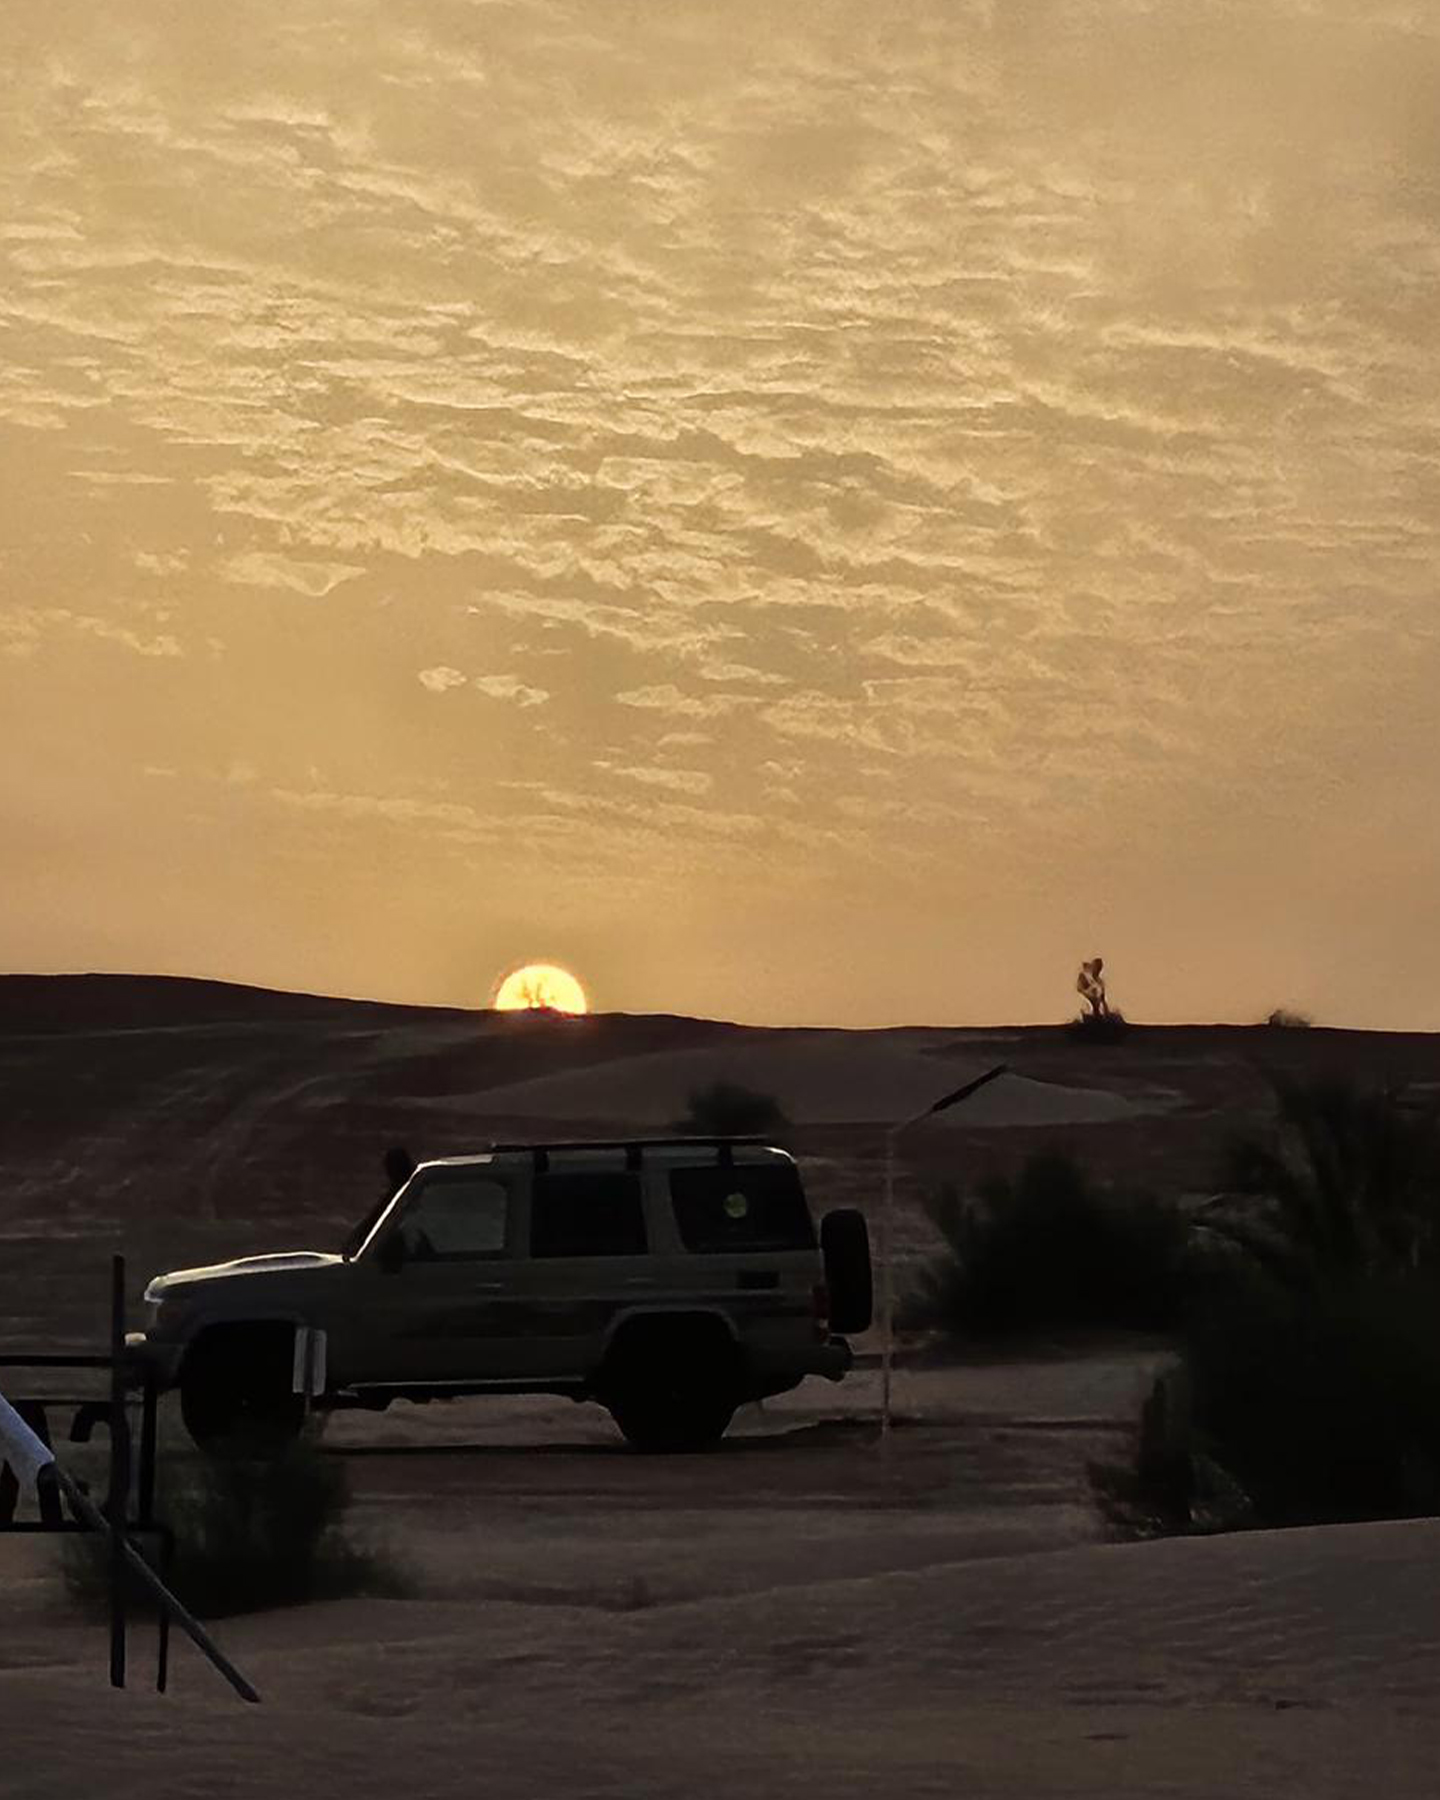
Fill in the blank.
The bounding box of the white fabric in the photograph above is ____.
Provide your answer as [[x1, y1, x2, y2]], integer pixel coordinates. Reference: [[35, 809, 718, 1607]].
[[0, 1391, 56, 1486]]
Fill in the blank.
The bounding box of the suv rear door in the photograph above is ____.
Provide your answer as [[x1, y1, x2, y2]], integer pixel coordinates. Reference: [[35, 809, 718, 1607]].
[[659, 1156, 822, 1349], [501, 1163, 654, 1382]]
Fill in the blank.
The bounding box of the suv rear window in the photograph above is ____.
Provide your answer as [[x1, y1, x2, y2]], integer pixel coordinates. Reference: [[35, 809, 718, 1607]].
[[670, 1164, 816, 1254], [530, 1170, 647, 1258]]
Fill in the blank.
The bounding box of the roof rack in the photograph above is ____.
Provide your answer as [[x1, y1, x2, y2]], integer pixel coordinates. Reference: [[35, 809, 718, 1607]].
[[487, 1136, 769, 1173]]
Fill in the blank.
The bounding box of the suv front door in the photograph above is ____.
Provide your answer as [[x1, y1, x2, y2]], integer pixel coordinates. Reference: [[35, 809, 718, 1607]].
[[349, 1167, 530, 1386]]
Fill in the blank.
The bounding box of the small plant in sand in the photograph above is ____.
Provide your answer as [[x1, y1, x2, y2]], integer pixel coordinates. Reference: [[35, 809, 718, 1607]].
[[903, 1151, 1189, 1339], [671, 1080, 789, 1138], [1067, 1010, 1130, 1045], [63, 1432, 405, 1619], [1068, 955, 1130, 1042]]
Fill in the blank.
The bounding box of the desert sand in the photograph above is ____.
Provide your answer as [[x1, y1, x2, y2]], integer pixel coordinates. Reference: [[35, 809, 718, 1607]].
[[4, 1372, 1439, 1797], [4, 977, 1440, 1794]]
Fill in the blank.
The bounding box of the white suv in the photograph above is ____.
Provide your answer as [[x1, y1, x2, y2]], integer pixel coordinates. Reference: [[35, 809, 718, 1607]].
[[134, 1137, 873, 1453]]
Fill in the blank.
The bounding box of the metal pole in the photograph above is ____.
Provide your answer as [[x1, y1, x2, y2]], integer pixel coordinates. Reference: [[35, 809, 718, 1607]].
[[881, 1127, 896, 1449], [137, 1373, 158, 1528], [155, 1526, 173, 1695], [54, 1470, 261, 1705], [108, 1254, 130, 1691], [138, 1370, 170, 1696], [878, 1065, 1008, 1455]]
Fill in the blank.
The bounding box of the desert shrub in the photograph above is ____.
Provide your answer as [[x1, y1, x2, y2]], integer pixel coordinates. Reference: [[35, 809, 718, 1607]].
[[1265, 1007, 1313, 1029], [1095, 1273, 1440, 1533], [63, 1434, 404, 1619], [1064, 1009, 1130, 1044], [1196, 1077, 1440, 1285], [1096, 1080, 1440, 1535], [671, 1080, 789, 1137], [1090, 1362, 1255, 1539], [903, 1151, 1189, 1338]]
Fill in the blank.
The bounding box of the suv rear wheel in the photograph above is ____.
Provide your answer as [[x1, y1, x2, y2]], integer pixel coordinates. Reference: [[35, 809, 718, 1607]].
[[601, 1317, 741, 1453]]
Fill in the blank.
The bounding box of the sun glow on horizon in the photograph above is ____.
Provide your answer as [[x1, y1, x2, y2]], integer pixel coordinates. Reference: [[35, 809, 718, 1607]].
[[493, 963, 589, 1015]]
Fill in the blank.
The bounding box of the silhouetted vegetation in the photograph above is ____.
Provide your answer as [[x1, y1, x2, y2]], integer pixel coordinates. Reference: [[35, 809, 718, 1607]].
[[1096, 1274, 1440, 1534], [64, 1434, 404, 1619], [1194, 1077, 1440, 1287], [1264, 1007, 1313, 1029], [1070, 956, 1127, 1040], [1064, 1008, 1131, 1044], [1095, 1079, 1440, 1535], [903, 1151, 1188, 1338], [671, 1080, 790, 1138]]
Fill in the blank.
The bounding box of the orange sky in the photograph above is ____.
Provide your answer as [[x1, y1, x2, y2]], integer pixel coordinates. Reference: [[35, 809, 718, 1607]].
[[4, 1, 1438, 1028]]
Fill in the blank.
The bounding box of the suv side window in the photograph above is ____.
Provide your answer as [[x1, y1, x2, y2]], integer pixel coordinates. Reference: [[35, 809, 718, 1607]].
[[531, 1171, 647, 1258], [399, 1175, 512, 1261], [670, 1164, 816, 1253]]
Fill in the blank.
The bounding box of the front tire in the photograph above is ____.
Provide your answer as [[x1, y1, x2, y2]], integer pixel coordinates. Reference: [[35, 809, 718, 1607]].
[[180, 1328, 306, 1454]]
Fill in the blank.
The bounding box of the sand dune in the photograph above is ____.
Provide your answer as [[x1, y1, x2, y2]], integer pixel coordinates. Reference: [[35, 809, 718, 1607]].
[[468, 1031, 1159, 1129]]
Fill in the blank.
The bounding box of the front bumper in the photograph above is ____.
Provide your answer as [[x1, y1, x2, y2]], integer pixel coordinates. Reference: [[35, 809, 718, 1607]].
[[124, 1330, 183, 1390]]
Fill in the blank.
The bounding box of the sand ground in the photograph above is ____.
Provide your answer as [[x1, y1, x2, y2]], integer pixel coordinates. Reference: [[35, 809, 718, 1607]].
[[5, 1355, 1439, 1798]]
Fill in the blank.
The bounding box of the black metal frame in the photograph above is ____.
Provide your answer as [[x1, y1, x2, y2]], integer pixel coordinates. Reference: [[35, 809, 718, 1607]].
[[0, 1255, 171, 1692]]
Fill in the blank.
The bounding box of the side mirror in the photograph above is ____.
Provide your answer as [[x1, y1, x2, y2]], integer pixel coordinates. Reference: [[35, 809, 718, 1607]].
[[376, 1231, 407, 1275]]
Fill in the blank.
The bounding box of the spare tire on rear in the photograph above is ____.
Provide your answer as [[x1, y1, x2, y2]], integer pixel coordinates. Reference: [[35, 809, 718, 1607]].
[[821, 1208, 873, 1334]]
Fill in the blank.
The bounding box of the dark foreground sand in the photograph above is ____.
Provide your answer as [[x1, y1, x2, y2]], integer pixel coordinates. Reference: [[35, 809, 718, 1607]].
[[4, 1368, 1439, 1798]]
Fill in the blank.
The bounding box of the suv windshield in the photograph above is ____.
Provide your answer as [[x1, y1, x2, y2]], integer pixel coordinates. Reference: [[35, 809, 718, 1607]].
[[669, 1163, 816, 1254]]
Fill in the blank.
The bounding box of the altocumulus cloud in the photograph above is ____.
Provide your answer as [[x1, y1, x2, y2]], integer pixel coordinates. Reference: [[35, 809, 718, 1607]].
[[420, 668, 548, 706], [2, 0, 1439, 1025]]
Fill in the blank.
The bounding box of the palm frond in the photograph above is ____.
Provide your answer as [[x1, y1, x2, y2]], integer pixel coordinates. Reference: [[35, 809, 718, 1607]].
[[1220, 1075, 1440, 1285]]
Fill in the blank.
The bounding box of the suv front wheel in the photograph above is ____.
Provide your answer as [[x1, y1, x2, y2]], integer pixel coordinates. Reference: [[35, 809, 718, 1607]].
[[180, 1325, 307, 1453]]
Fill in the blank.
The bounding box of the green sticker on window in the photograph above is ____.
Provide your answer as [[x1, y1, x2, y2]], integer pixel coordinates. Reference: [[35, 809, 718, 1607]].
[[723, 1192, 749, 1221]]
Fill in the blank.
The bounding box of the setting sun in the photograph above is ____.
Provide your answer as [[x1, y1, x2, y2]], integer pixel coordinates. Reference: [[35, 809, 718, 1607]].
[[493, 963, 589, 1015]]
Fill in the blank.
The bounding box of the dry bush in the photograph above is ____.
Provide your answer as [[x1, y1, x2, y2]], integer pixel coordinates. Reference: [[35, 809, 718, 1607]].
[[1064, 1009, 1131, 1045], [63, 1432, 405, 1619], [670, 1080, 790, 1137], [1097, 1081, 1440, 1533], [903, 1151, 1189, 1338], [1196, 1077, 1440, 1285], [1095, 1274, 1440, 1534]]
